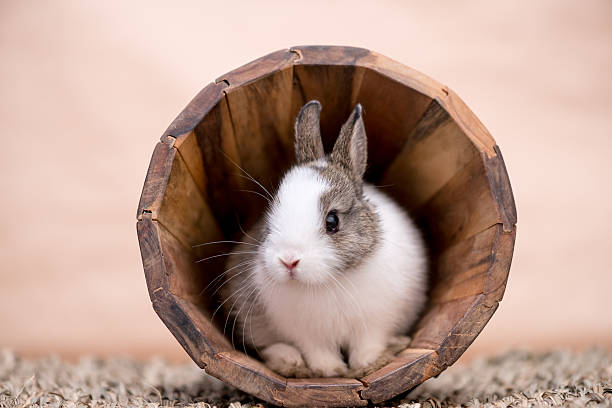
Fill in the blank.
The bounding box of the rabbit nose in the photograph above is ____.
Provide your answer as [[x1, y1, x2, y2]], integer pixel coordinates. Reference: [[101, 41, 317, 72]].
[[279, 257, 300, 273]]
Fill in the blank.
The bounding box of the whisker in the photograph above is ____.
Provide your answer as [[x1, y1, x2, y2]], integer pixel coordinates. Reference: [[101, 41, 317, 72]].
[[236, 189, 272, 204], [235, 174, 276, 199], [192, 240, 260, 248], [248, 278, 276, 357], [195, 250, 258, 264], [209, 263, 258, 297], [219, 149, 274, 200], [247, 276, 276, 356], [232, 285, 259, 350], [199, 259, 256, 296], [236, 215, 262, 244], [210, 276, 256, 322]]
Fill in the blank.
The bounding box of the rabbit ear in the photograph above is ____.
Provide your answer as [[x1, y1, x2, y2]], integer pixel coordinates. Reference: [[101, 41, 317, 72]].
[[294, 100, 324, 164], [331, 104, 367, 181]]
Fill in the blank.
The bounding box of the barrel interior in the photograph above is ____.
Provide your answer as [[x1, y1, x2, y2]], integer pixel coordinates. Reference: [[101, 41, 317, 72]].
[[137, 46, 515, 405]]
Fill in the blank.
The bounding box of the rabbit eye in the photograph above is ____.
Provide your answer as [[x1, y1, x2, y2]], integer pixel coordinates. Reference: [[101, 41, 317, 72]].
[[325, 211, 339, 233]]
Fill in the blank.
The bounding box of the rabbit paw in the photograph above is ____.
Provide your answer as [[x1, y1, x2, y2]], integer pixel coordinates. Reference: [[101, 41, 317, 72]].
[[261, 343, 305, 377]]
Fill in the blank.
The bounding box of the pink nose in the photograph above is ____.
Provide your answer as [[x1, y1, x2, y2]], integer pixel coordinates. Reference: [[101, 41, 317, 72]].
[[279, 257, 300, 272]]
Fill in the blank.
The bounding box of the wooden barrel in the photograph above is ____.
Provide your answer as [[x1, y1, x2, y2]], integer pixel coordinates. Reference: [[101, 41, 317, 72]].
[[136, 46, 516, 407]]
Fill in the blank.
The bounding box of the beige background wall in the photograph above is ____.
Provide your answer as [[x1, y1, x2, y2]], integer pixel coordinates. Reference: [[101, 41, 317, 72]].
[[1, 1, 611, 362]]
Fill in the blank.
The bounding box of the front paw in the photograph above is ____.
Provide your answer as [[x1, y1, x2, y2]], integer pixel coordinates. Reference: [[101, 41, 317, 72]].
[[305, 352, 348, 377], [348, 346, 384, 371], [261, 343, 305, 377]]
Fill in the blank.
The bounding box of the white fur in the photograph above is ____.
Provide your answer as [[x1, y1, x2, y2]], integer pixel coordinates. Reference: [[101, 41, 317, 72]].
[[255, 168, 427, 376], [261, 166, 341, 286]]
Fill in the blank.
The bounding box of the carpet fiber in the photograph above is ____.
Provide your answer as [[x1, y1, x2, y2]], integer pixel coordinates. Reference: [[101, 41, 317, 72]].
[[1, 349, 610, 407]]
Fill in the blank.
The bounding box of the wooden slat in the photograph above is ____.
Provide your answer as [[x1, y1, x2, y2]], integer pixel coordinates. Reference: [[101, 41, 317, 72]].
[[136, 141, 174, 220], [381, 100, 480, 212], [290, 46, 367, 153], [416, 152, 501, 252], [355, 50, 448, 101], [278, 378, 367, 407], [202, 350, 287, 406], [353, 68, 432, 180], [194, 97, 253, 235], [154, 220, 208, 305], [360, 348, 437, 403], [223, 57, 296, 198], [436, 89, 496, 157], [137, 215, 232, 361], [137, 213, 170, 300], [411, 226, 515, 364], [216, 49, 298, 88], [136, 139, 222, 249], [173, 130, 207, 196], [163, 81, 227, 139], [152, 289, 233, 367], [429, 225, 499, 304], [484, 145, 517, 231], [482, 226, 516, 304], [409, 294, 481, 351], [156, 148, 222, 249], [290, 45, 371, 66]]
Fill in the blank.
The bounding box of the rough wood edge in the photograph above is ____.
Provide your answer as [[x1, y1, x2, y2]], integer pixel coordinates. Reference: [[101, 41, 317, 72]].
[[162, 82, 227, 140], [201, 350, 287, 406], [279, 378, 367, 407], [359, 349, 437, 403], [485, 145, 518, 231], [136, 141, 175, 220], [216, 49, 299, 91], [137, 215, 232, 362], [435, 90, 496, 157], [431, 227, 515, 368]]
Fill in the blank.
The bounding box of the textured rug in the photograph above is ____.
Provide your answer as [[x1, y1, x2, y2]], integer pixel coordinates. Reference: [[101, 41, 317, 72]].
[[1, 348, 610, 408]]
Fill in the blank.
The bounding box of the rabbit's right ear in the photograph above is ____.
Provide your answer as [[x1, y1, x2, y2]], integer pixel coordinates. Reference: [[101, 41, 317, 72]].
[[294, 100, 324, 164]]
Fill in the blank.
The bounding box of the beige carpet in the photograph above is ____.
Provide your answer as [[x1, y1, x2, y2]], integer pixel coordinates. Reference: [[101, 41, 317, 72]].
[[1, 349, 610, 407]]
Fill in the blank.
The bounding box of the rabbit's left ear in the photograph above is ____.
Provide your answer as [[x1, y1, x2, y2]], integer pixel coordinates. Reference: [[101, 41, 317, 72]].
[[331, 104, 367, 181], [294, 100, 325, 164]]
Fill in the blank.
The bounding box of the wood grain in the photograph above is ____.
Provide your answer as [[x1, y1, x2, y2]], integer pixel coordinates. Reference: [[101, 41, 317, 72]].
[[290, 46, 368, 153], [137, 214, 232, 361], [136, 141, 174, 221], [163, 81, 227, 140], [381, 100, 480, 212], [222, 51, 296, 201], [416, 152, 502, 252], [279, 378, 367, 407], [429, 224, 500, 304], [436, 88, 496, 157], [353, 69, 433, 180], [201, 350, 287, 405], [173, 130, 207, 196], [194, 97, 252, 236], [411, 226, 515, 362], [156, 147, 222, 249], [360, 348, 437, 403]]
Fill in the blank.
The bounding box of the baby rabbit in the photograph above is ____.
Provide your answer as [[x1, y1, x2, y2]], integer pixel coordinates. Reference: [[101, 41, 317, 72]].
[[220, 100, 427, 377]]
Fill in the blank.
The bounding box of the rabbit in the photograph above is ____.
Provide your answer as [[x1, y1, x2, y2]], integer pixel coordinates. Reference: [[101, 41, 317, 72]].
[[219, 100, 427, 378]]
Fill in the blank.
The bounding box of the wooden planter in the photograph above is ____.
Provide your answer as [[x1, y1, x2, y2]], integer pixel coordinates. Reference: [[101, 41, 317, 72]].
[[136, 46, 516, 407]]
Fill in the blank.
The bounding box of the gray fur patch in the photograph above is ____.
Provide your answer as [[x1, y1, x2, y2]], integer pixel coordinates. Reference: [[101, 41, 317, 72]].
[[294, 100, 325, 164], [330, 104, 368, 191], [312, 161, 382, 272]]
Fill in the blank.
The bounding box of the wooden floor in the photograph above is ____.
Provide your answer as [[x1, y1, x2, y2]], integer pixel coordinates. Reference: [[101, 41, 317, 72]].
[[0, 0, 611, 361]]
